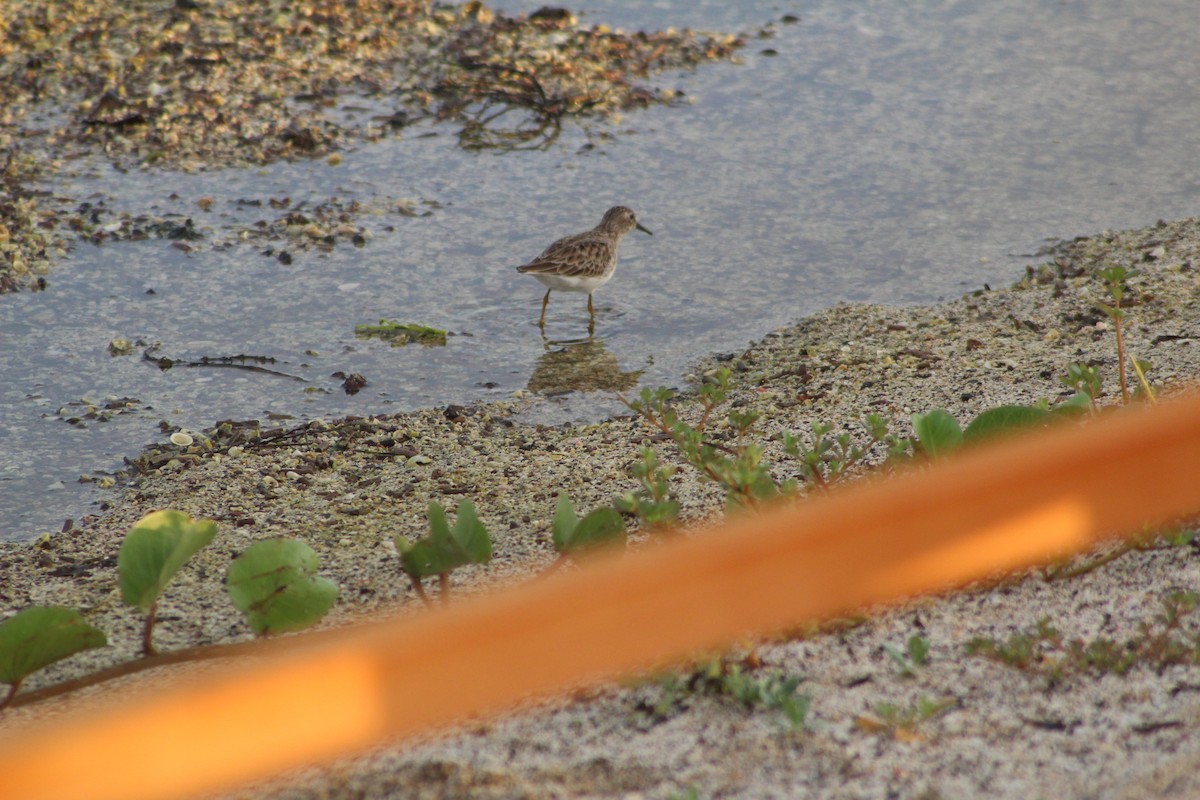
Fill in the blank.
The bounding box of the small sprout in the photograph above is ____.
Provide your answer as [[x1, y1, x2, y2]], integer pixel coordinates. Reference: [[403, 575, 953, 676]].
[[884, 635, 931, 677], [637, 658, 809, 731], [1094, 264, 1133, 403], [0, 607, 107, 711], [859, 696, 956, 740], [118, 510, 217, 655], [727, 408, 760, 436], [966, 618, 1058, 672], [1061, 362, 1102, 414], [226, 539, 338, 636], [695, 368, 732, 430], [711, 662, 810, 730], [395, 500, 492, 606]]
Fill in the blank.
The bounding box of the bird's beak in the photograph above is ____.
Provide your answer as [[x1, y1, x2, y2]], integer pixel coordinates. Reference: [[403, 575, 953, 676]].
[[636, 222, 653, 235]]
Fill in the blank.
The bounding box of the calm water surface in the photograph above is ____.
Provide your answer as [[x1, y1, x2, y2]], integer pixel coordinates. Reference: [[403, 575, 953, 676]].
[[2, 0, 1198, 540]]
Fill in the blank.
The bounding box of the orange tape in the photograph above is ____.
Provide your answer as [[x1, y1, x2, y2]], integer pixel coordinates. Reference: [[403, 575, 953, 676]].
[[3, 392, 1200, 800]]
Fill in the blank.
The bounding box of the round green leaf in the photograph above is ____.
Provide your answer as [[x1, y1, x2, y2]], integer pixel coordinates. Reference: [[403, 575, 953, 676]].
[[226, 539, 337, 636], [0, 606, 107, 684], [911, 410, 963, 456], [118, 510, 217, 612], [964, 405, 1053, 442]]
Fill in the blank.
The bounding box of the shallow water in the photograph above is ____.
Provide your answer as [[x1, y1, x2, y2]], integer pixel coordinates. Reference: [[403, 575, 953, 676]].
[[2, 0, 1198, 541]]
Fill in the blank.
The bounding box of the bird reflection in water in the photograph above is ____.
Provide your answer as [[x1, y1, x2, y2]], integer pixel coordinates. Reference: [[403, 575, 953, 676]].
[[527, 336, 643, 396]]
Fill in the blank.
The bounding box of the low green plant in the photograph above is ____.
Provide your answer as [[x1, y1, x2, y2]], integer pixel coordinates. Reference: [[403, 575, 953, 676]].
[[396, 500, 491, 606], [226, 538, 339, 636], [966, 617, 1056, 672], [780, 414, 896, 489], [859, 695, 956, 739], [613, 445, 680, 528], [1061, 362, 1102, 414], [551, 493, 626, 565], [634, 657, 809, 731], [896, 402, 1065, 461], [883, 635, 931, 677], [966, 592, 1200, 682], [1157, 525, 1197, 548], [118, 510, 217, 655], [621, 370, 792, 510], [1, 511, 345, 713], [0, 607, 107, 710]]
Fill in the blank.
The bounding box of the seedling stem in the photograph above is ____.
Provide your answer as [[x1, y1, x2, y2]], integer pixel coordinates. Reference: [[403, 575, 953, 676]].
[[142, 601, 158, 656]]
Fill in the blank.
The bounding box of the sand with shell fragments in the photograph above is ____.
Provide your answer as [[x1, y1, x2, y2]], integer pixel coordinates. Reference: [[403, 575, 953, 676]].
[[3, 217, 1200, 799]]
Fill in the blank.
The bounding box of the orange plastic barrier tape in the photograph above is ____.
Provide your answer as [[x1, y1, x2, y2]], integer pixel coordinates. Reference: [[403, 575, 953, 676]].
[[3, 392, 1200, 800]]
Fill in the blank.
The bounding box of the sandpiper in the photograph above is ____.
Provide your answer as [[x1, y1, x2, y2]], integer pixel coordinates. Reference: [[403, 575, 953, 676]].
[[516, 206, 652, 329]]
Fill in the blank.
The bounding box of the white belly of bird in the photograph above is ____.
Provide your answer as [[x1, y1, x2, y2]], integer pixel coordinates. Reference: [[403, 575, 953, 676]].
[[530, 270, 613, 294]]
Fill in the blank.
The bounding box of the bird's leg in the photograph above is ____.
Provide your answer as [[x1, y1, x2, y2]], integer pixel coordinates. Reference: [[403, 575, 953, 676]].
[[587, 293, 595, 319], [539, 289, 550, 328]]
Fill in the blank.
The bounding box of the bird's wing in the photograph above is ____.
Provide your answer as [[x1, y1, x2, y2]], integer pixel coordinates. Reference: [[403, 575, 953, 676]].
[[516, 237, 613, 277]]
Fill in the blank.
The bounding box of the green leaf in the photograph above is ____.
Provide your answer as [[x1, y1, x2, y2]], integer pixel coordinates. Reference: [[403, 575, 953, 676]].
[[908, 635, 931, 666], [639, 499, 680, 527], [118, 510, 217, 612], [0, 606, 107, 684], [911, 410, 963, 456], [396, 501, 492, 579], [395, 536, 455, 579], [963, 405, 1053, 441], [551, 494, 579, 552], [427, 500, 452, 545], [449, 499, 491, 563], [556, 507, 626, 556], [226, 539, 337, 636]]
